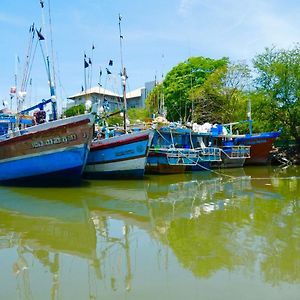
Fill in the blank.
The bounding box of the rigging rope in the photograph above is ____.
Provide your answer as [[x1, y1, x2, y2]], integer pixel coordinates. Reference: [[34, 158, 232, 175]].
[[48, 0, 56, 94], [20, 24, 36, 93]]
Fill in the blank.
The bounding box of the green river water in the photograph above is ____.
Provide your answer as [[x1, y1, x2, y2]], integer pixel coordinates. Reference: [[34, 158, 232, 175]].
[[0, 166, 300, 300]]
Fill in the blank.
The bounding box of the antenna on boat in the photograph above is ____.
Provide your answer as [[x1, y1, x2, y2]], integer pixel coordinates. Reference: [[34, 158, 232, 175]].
[[160, 53, 166, 118], [247, 91, 252, 135], [118, 14, 128, 133], [11, 55, 19, 110]]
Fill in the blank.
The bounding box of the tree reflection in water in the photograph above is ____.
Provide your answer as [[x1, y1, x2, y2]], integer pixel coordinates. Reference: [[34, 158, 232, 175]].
[[0, 166, 300, 299]]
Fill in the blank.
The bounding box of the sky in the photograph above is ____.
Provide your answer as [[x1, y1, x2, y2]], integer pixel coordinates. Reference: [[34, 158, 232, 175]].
[[1, 0, 300, 112]]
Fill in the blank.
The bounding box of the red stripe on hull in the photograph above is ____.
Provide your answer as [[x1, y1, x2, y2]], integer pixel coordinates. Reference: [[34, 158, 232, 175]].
[[90, 133, 149, 151], [0, 119, 93, 161]]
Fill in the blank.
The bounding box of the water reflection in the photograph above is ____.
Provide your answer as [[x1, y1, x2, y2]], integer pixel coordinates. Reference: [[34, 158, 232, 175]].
[[0, 166, 300, 299]]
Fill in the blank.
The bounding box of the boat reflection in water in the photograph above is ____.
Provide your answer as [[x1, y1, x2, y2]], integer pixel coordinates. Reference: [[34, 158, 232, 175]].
[[0, 167, 300, 299]]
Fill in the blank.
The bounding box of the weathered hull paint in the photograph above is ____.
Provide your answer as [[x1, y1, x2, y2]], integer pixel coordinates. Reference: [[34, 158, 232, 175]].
[[220, 156, 246, 168], [84, 131, 151, 179], [0, 114, 94, 184]]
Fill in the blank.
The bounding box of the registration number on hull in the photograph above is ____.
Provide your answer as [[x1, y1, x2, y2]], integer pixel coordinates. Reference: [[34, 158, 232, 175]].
[[32, 134, 77, 148]]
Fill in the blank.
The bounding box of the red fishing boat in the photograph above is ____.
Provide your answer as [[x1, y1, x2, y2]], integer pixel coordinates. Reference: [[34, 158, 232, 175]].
[[232, 131, 281, 165]]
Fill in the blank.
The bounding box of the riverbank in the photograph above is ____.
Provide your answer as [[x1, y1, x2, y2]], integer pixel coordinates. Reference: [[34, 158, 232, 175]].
[[270, 144, 300, 165]]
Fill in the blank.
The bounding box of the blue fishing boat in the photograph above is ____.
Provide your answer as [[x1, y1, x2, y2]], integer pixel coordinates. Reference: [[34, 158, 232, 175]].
[[146, 125, 221, 174], [0, 113, 94, 185], [0, 0, 96, 185], [84, 129, 152, 179], [208, 125, 251, 168], [83, 15, 154, 179]]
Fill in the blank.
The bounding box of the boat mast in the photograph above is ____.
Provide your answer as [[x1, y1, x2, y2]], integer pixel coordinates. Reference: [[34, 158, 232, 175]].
[[47, 0, 58, 120], [118, 14, 127, 133], [12, 55, 19, 110], [39, 0, 57, 120]]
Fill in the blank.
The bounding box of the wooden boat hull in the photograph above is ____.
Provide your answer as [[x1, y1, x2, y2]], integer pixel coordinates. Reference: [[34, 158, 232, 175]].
[[146, 162, 186, 174], [84, 131, 151, 179], [0, 114, 94, 184], [233, 132, 280, 165]]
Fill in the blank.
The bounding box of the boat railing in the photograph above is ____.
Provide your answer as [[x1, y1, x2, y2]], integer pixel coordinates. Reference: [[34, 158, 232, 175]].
[[0, 127, 30, 140], [196, 147, 222, 162], [221, 145, 251, 159], [166, 148, 200, 166]]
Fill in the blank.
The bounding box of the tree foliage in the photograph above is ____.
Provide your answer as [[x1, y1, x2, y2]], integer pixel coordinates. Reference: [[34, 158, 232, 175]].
[[105, 108, 149, 126], [146, 56, 229, 122], [145, 82, 164, 116], [191, 62, 251, 124], [63, 104, 85, 117], [253, 46, 300, 141], [127, 108, 149, 123], [66, 48, 300, 143]]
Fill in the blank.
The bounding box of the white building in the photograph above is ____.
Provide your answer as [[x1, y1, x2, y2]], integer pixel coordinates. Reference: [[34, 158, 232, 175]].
[[67, 81, 156, 111]]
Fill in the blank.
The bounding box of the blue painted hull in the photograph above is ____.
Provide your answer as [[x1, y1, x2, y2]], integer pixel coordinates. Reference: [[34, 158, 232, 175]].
[[0, 114, 94, 185], [0, 145, 89, 185], [84, 132, 150, 179]]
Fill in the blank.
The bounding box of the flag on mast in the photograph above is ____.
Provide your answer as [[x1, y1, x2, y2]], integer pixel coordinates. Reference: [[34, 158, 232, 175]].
[[36, 29, 45, 40]]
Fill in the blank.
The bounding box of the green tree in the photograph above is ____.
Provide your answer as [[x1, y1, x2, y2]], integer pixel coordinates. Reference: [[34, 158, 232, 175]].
[[127, 108, 149, 123], [145, 82, 164, 116], [63, 104, 85, 117], [191, 62, 251, 125], [253, 46, 300, 143], [104, 108, 149, 126], [147, 56, 228, 122]]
